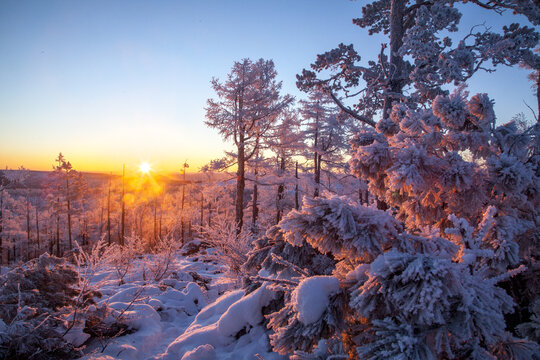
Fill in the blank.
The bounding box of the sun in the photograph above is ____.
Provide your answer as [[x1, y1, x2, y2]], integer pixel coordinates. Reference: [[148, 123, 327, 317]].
[[139, 162, 152, 174]]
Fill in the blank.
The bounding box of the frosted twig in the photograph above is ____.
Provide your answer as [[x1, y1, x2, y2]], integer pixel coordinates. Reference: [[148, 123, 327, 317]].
[[488, 264, 527, 285], [17, 282, 21, 312], [271, 253, 309, 277], [251, 275, 298, 286], [33, 314, 51, 331]]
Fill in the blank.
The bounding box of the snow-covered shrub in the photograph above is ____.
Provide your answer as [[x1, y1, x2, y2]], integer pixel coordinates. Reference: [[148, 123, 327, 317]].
[[198, 214, 254, 274], [0, 251, 135, 359], [0, 305, 78, 359], [0, 253, 100, 359], [145, 236, 180, 283], [0, 253, 89, 321], [103, 236, 146, 285]]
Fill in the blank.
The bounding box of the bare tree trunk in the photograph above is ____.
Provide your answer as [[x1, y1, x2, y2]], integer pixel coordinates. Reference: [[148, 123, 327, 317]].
[[200, 192, 204, 227], [314, 158, 320, 196], [252, 161, 259, 232], [121, 164, 125, 246], [376, 196, 389, 210], [236, 138, 246, 235], [314, 153, 322, 197], [181, 162, 187, 244], [153, 197, 157, 247], [56, 209, 60, 257], [208, 200, 212, 227], [295, 161, 299, 210], [159, 196, 162, 240], [188, 183, 192, 238], [276, 155, 285, 223], [536, 69, 539, 121], [326, 168, 331, 193], [314, 108, 321, 198], [26, 194, 31, 252], [107, 173, 111, 246], [99, 196, 104, 240], [66, 174, 72, 251], [35, 205, 40, 250], [382, 0, 405, 119], [0, 190, 3, 265]]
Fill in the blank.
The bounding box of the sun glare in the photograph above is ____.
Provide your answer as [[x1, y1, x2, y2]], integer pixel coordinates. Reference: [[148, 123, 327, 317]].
[[140, 162, 152, 174]]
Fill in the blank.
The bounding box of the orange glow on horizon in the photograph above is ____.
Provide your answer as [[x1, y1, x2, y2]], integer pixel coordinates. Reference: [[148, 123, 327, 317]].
[[0, 152, 221, 175]]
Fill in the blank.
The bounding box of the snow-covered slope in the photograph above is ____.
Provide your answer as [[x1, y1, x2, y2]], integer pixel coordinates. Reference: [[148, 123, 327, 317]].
[[81, 250, 285, 360]]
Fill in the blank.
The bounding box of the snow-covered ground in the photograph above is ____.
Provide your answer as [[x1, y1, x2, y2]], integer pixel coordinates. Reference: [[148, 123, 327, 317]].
[[80, 247, 285, 360]]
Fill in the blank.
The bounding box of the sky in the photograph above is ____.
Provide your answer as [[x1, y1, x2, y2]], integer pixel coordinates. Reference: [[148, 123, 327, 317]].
[[0, 0, 536, 174]]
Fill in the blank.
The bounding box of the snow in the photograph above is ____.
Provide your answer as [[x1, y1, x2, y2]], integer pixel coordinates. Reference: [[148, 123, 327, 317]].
[[161, 284, 280, 360], [79, 250, 284, 360], [217, 284, 276, 337], [190, 290, 244, 330], [292, 276, 340, 325], [63, 324, 91, 347], [181, 344, 216, 360]]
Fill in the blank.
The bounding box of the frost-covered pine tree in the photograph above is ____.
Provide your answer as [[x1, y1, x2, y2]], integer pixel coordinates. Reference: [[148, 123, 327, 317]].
[[264, 109, 303, 223], [205, 59, 293, 235], [50, 153, 81, 252], [297, 0, 539, 128], [300, 90, 357, 198], [239, 1, 540, 359]]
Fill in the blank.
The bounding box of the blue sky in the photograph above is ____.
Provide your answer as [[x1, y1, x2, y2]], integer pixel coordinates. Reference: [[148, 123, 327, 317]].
[[0, 0, 536, 173]]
